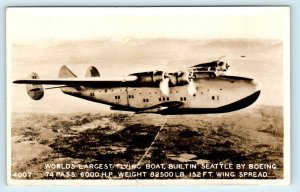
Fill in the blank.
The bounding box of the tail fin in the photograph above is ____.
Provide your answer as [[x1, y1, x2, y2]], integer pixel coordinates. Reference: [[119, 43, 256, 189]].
[[26, 72, 44, 100], [85, 66, 100, 77], [59, 65, 77, 78]]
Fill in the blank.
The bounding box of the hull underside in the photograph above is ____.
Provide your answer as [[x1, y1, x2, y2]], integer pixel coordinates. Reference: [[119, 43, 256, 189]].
[[108, 90, 260, 114], [159, 90, 260, 114]]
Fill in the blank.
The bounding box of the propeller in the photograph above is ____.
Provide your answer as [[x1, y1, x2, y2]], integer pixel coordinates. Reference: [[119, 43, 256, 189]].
[[217, 56, 230, 72], [159, 72, 170, 96], [158, 57, 231, 97], [187, 79, 196, 95], [158, 70, 197, 96], [187, 71, 196, 95]]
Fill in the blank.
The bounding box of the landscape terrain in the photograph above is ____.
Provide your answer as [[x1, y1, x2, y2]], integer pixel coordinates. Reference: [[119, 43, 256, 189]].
[[10, 105, 284, 179]]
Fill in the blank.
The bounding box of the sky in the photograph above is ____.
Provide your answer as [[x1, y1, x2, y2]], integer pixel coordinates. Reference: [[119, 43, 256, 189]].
[[7, 7, 289, 44], [6, 7, 290, 113]]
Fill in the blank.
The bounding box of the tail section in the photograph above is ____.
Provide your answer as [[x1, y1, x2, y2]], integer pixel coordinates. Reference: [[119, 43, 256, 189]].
[[58, 65, 79, 94], [85, 66, 100, 77], [59, 65, 77, 78]]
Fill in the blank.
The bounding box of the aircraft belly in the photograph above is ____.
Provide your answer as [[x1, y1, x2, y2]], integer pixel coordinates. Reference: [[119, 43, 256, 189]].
[[160, 90, 260, 114], [178, 78, 259, 109]]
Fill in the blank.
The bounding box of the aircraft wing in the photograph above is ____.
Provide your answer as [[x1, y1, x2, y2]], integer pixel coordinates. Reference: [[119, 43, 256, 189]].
[[13, 76, 138, 88], [189, 56, 229, 72], [189, 61, 220, 73], [136, 101, 184, 113]]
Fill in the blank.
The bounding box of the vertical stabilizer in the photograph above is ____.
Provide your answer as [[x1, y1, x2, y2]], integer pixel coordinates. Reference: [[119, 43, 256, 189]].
[[59, 65, 77, 78], [26, 72, 44, 100], [58, 65, 78, 94], [85, 66, 100, 77]]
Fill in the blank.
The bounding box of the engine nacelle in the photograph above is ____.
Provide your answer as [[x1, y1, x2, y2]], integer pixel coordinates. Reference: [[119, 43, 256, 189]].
[[131, 71, 168, 86], [131, 70, 193, 87], [168, 71, 192, 86], [26, 72, 44, 100]]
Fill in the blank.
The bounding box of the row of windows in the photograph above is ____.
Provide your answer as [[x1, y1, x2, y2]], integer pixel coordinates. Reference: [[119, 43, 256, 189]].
[[93, 92, 215, 98], [130, 87, 220, 92], [159, 97, 169, 102], [97, 88, 223, 94], [91, 93, 220, 101]]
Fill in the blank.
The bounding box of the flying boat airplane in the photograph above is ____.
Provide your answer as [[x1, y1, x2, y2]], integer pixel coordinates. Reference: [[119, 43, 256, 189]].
[[13, 57, 260, 114]]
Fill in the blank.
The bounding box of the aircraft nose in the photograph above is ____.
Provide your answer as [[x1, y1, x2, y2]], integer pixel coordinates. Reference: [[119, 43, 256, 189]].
[[251, 79, 261, 91]]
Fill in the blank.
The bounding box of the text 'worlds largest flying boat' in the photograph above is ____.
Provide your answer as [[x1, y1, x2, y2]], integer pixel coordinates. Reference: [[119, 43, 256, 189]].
[[13, 57, 261, 114]]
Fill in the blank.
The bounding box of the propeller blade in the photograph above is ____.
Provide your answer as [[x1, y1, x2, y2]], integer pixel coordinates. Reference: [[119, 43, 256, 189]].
[[159, 78, 170, 96], [187, 79, 197, 95]]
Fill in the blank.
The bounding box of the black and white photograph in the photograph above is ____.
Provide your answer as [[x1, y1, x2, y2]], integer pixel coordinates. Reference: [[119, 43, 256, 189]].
[[7, 7, 290, 185]]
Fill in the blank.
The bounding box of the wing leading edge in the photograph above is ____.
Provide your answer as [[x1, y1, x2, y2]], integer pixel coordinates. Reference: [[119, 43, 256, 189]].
[[13, 76, 138, 87], [13, 65, 138, 88]]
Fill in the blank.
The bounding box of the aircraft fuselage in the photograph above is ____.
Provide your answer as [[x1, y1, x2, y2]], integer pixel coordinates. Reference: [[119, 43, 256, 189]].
[[61, 75, 260, 114]]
